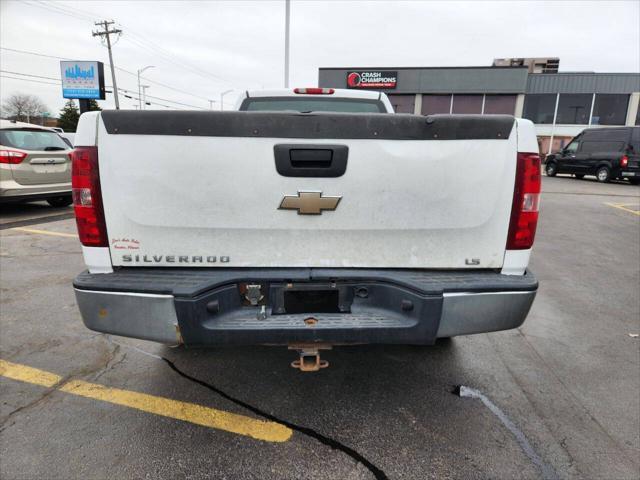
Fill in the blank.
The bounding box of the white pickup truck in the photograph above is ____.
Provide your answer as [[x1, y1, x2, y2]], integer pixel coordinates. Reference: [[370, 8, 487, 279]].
[[72, 88, 541, 370]]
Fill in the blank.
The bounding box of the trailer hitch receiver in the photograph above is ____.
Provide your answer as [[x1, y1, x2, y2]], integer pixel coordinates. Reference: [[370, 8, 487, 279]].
[[289, 343, 331, 372]]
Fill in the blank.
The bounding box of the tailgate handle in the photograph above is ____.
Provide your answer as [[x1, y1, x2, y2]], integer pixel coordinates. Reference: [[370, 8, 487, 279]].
[[290, 149, 332, 168], [274, 144, 348, 177]]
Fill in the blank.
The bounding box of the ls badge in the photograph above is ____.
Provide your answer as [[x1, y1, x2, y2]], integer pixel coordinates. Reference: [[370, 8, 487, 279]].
[[279, 191, 342, 215]]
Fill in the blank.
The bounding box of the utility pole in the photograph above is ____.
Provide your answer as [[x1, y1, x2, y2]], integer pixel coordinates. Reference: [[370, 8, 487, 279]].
[[93, 20, 122, 109], [284, 0, 290, 88]]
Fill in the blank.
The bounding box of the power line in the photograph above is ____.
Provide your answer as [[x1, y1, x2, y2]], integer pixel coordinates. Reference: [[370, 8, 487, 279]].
[[0, 74, 60, 86], [0, 47, 72, 61], [121, 33, 233, 87], [0, 70, 60, 82], [1, 47, 212, 104], [117, 88, 205, 109], [20, 1, 236, 88], [0, 75, 177, 110], [117, 91, 173, 109], [36, 1, 96, 22], [22, 0, 95, 22], [0, 71, 204, 109]]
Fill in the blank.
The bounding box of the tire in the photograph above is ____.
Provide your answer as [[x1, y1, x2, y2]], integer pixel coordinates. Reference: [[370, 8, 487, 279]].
[[596, 166, 611, 183], [46, 195, 72, 207], [629, 178, 640, 186], [545, 162, 557, 177], [574, 174, 584, 179]]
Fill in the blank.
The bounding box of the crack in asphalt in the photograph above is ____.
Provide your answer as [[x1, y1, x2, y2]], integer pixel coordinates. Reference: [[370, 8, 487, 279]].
[[162, 357, 389, 480], [93, 347, 127, 383], [0, 380, 67, 433], [0, 342, 119, 431]]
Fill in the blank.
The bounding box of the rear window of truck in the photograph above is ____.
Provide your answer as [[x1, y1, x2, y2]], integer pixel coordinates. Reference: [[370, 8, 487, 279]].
[[239, 97, 386, 113], [0, 129, 69, 151]]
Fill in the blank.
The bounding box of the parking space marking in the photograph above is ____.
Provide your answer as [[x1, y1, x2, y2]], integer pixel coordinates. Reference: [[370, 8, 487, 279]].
[[0, 359, 292, 443], [604, 202, 640, 216], [0, 359, 63, 387], [9, 227, 78, 238]]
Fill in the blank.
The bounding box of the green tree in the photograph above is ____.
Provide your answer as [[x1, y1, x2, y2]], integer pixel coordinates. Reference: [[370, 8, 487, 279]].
[[57, 100, 80, 132], [86, 99, 102, 111]]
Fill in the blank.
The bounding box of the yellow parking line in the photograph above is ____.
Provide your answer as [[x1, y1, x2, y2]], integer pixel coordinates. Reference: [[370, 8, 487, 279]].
[[605, 203, 640, 216], [0, 359, 63, 387], [10, 227, 78, 238], [0, 359, 292, 443]]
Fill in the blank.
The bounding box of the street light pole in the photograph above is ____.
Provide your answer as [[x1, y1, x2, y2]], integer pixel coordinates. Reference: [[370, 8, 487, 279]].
[[137, 65, 155, 110], [284, 0, 290, 88], [220, 90, 233, 111], [208, 100, 215, 109], [141, 85, 150, 109]]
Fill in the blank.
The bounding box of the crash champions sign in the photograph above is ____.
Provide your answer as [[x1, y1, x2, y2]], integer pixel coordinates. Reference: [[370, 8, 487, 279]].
[[346, 71, 397, 89]]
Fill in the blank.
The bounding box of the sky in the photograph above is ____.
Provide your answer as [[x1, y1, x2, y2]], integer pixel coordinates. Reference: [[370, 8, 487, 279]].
[[1, 0, 639, 116]]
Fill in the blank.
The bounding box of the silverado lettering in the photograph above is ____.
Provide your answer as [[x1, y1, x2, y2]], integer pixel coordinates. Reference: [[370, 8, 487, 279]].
[[121, 255, 229, 263]]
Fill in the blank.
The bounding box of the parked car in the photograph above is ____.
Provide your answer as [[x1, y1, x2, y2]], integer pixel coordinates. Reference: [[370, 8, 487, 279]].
[[544, 126, 640, 184], [0, 120, 73, 206], [71, 88, 540, 371]]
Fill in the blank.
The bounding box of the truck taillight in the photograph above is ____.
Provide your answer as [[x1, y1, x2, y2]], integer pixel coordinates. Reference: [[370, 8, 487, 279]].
[[293, 88, 335, 94], [506, 152, 541, 250], [0, 150, 27, 164], [71, 146, 108, 247], [620, 155, 629, 168]]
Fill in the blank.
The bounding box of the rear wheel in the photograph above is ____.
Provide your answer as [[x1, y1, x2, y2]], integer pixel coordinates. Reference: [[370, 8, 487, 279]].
[[629, 178, 640, 186], [545, 162, 557, 177], [596, 166, 611, 183], [574, 174, 584, 179], [46, 195, 72, 208]]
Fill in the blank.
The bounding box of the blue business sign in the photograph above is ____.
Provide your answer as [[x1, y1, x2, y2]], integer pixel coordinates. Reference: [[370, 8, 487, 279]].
[[60, 61, 106, 100]]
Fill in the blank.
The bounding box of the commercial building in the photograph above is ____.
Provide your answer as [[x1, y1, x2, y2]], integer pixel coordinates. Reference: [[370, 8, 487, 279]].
[[318, 60, 640, 154]]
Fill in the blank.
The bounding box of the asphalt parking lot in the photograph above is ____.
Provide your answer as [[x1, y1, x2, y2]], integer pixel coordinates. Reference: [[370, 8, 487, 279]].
[[1, 175, 638, 480]]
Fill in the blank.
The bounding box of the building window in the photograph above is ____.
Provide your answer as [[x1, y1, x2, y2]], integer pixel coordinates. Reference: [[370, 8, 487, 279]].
[[483, 95, 517, 115], [591, 94, 629, 125], [556, 94, 592, 125], [523, 94, 556, 124], [422, 95, 451, 115], [636, 103, 640, 126], [387, 94, 415, 114], [452, 95, 483, 114]]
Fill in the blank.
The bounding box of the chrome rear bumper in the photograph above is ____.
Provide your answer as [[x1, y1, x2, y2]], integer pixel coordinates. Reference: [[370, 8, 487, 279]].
[[74, 268, 537, 346]]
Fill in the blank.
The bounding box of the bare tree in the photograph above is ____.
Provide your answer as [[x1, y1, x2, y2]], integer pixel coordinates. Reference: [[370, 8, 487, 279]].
[[1, 93, 49, 123]]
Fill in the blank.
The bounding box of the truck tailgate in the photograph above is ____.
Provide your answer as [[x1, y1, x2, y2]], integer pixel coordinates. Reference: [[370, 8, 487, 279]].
[[95, 111, 518, 269]]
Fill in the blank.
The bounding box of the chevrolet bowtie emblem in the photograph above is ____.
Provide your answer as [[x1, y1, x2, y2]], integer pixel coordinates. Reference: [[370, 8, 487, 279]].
[[279, 191, 342, 215]]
